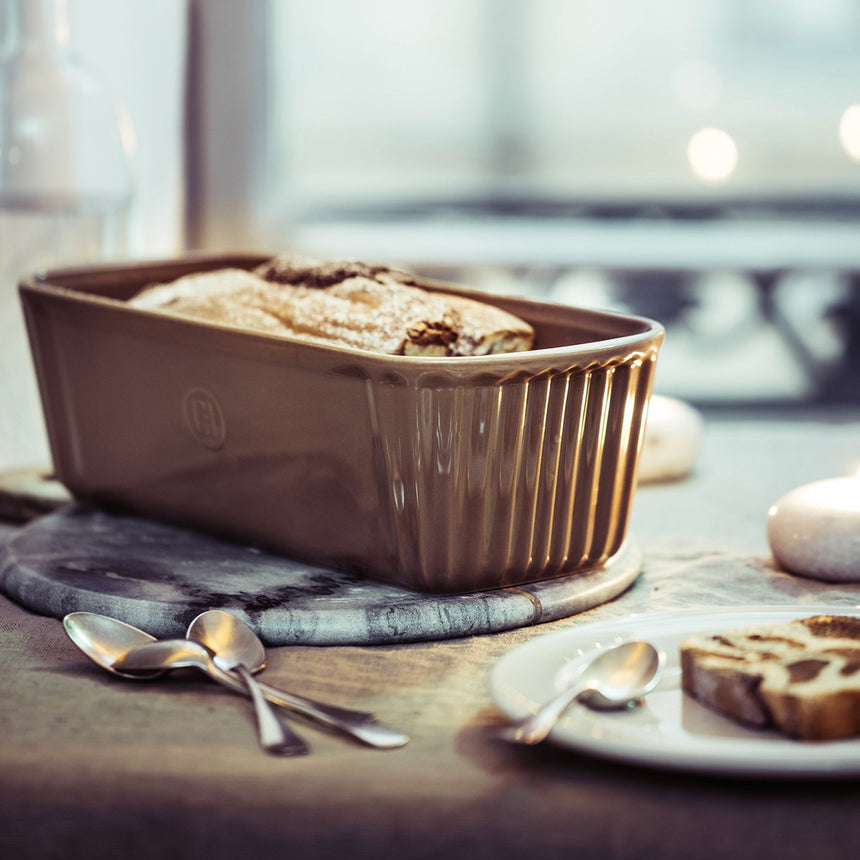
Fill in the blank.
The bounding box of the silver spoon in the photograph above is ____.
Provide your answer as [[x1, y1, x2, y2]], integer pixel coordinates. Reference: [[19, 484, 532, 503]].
[[63, 611, 306, 755], [63, 612, 409, 749], [185, 610, 306, 756], [501, 640, 665, 746]]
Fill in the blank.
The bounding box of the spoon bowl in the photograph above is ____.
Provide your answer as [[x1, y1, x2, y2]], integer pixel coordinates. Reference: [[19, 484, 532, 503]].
[[186, 610, 266, 675], [64, 612, 161, 679], [502, 640, 665, 745]]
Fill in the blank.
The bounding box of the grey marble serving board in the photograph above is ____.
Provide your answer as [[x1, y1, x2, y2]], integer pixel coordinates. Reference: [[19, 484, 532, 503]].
[[0, 505, 641, 645]]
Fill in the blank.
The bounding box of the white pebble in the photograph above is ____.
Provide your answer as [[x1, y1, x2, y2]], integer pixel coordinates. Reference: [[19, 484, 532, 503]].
[[767, 477, 860, 582], [638, 395, 703, 484]]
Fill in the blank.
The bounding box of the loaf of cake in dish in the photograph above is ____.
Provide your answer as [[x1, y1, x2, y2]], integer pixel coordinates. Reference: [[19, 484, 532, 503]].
[[129, 254, 535, 356], [680, 614, 860, 740]]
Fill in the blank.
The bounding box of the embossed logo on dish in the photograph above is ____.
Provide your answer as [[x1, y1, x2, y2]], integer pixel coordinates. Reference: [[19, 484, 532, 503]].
[[183, 388, 226, 450]]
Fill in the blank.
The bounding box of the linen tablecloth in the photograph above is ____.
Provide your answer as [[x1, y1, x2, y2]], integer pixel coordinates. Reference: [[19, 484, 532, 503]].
[[1, 412, 859, 860]]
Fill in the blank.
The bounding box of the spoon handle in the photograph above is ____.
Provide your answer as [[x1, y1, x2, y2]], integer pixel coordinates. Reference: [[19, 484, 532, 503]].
[[500, 681, 588, 745], [234, 664, 309, 757], [254, 679, 410, 749], [204, 664, 409, 749]]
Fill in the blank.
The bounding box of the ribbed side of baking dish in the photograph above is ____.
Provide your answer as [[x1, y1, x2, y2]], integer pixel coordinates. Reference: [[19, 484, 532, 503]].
[[367, 350, 658, 592]]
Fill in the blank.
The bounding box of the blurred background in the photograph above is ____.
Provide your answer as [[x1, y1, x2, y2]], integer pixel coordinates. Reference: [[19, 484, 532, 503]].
[[3, 0, 860, 419]]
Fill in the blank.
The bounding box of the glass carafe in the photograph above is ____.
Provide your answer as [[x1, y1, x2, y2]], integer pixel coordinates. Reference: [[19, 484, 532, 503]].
[[0, 0, 134, 471]]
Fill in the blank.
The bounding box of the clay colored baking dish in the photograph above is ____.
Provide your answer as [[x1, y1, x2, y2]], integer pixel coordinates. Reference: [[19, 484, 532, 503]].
[[20, 255, 663, 593]]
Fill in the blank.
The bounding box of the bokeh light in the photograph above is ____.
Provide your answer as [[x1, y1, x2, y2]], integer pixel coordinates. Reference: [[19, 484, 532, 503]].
[[686, 127, 738, 183], [839, 105, 860, 162]]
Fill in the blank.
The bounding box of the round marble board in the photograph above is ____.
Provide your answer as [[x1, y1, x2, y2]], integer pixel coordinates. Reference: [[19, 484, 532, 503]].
[[0, 505, 641, 645]]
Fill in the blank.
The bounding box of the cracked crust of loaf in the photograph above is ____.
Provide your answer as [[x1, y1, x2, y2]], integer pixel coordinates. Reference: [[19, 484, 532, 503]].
[[129, 256, 535, 357], [680, 615, 860, 740], [253, 254, 398, 288]]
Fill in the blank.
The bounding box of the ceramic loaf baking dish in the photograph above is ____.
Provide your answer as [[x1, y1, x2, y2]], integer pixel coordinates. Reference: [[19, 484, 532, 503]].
[[20, 255, 663, 593]]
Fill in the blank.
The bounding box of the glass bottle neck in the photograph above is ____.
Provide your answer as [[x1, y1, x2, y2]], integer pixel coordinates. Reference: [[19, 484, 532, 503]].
[[16, 0, 70, 53]]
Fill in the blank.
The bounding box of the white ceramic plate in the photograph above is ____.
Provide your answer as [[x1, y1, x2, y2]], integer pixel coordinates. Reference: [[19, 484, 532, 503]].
[[489, 605, 860, 778]]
